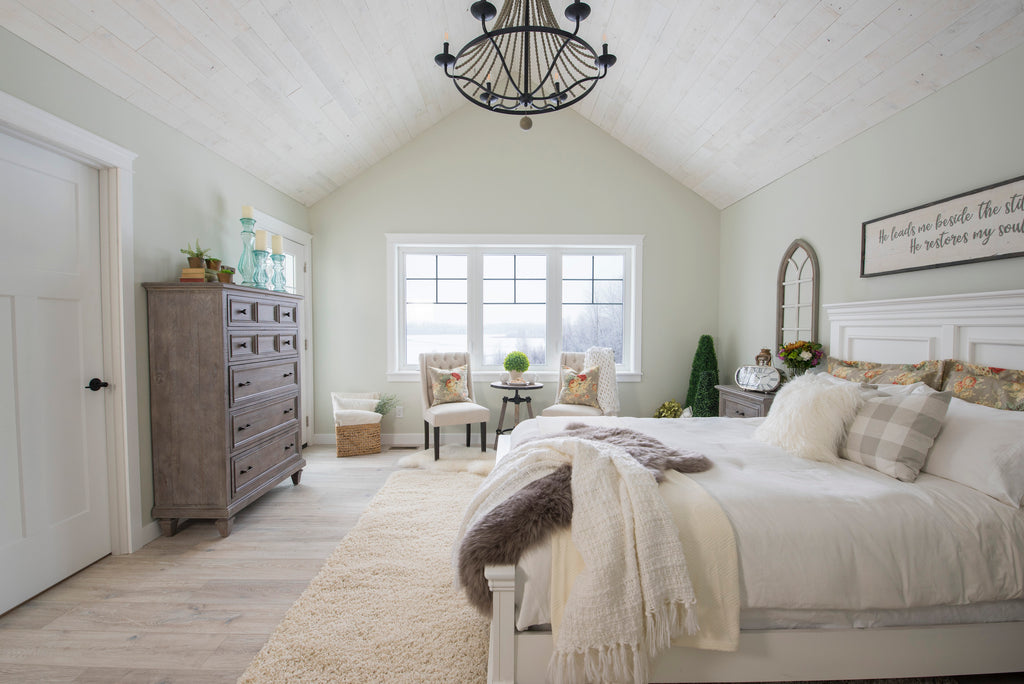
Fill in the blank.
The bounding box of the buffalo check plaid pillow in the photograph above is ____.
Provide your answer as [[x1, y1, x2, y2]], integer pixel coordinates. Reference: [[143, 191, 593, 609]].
[[841, 389, 952, 481]]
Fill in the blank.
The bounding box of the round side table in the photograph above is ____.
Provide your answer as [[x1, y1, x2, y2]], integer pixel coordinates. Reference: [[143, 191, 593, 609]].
[[490, 381, 543, 450]]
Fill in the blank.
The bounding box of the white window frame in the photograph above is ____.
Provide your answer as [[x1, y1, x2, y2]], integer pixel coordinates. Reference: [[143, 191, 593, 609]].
[[386, 233, 643, 382]]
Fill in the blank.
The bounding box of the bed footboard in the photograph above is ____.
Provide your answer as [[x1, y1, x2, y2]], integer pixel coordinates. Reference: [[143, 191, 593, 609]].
[[485, 559, 1024, 683]]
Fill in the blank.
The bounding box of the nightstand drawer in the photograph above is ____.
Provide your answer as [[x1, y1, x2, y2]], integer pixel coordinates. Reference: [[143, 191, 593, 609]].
[[716, 384, 775, 418]]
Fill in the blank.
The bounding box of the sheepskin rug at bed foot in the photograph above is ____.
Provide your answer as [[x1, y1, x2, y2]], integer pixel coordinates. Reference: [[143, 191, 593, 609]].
[[238, 469, 489, 683], [396, 444, 495, 475]]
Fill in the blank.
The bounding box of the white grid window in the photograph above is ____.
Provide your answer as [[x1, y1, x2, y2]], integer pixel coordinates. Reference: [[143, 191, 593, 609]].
[[387, 234, 642, 381]]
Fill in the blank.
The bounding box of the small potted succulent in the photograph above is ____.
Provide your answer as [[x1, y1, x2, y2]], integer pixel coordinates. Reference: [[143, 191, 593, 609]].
[[217, 266, 235, 283], [180, 240, 211, 269], [503, 351, 530, 384], [205, 256, 222, 271]]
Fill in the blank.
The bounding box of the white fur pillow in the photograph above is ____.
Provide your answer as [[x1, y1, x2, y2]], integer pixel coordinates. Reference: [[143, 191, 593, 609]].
[[754, 374, 864, 463]]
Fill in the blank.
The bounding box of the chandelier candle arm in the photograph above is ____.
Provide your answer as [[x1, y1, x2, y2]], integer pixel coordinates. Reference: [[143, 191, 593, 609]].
[[435, 0, 615, 117]]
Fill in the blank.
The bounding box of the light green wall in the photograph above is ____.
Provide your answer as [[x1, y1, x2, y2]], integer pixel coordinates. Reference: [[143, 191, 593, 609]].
[[719, 43, 1024, 377], [0, 27, 310, 526], [308, 106, 720, 439]]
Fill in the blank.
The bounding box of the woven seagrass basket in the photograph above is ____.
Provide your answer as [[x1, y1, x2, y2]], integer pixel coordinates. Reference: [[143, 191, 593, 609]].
[[336, 423, 381, 457]]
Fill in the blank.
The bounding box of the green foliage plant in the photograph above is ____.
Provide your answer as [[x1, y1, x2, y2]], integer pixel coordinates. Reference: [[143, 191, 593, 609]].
[[375, 393, 399, 416], [180, 240, 211, 259], [685, 334, 720, 417], [654, 399, 683, 418], [503, 351, 530, 373]]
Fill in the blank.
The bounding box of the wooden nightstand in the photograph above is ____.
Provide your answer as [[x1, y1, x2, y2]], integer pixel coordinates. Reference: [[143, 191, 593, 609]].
[[716, 384, 775, 418]]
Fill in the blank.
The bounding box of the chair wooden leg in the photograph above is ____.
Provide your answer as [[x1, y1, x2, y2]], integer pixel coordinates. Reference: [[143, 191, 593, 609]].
[[466, 423, 471, 447], [434, 427, 440, 461], [480, 422, 487, 452], [424, 421, 429, 450]]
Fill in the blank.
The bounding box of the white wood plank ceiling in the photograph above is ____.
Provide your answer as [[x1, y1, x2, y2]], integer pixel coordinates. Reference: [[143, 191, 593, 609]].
[[2, 1, 1022, 209]]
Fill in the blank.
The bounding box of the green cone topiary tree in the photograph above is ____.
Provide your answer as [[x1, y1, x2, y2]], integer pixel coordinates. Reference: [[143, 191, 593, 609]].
[[685, 334, 720, 417]]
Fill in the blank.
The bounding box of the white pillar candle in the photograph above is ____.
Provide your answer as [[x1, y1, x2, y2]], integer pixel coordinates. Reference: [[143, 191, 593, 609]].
[[271, 234, 283, 254], [241, 205, 254, 219], [254, 229, 267, 251]]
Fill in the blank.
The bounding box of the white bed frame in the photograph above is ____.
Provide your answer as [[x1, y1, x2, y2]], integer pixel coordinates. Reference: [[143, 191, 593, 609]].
[[485, 289, 1024, 683]]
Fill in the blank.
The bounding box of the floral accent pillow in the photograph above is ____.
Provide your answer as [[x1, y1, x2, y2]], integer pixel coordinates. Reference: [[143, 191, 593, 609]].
[[941, 360, 1024, 411], [557, 366, 601, 407], [826, 357, 945, 390], [428, 365, 470, 406]]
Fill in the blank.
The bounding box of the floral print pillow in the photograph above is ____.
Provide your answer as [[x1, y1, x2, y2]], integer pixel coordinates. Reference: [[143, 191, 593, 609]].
[[941, 360, 1024, 411], [826, 357, 945, 389], [428, 365, 469, 405], [557, 366, 601, 407]]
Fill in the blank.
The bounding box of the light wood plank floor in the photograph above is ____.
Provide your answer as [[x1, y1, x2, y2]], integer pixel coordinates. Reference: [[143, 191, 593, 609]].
[[0, 445, 408, 683]]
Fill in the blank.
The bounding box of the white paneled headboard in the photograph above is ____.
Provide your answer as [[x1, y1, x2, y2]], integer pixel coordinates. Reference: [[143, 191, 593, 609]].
[[824, 289, 1024, 369]]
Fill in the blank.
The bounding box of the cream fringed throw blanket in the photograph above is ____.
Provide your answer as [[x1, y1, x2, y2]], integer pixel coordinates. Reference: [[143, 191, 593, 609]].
[[456, 437, 699, 684]]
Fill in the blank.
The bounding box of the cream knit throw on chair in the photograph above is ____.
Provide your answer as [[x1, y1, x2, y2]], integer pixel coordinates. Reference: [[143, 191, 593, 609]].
[[457, 437, 697, 684], [584, 346, 620, 416]]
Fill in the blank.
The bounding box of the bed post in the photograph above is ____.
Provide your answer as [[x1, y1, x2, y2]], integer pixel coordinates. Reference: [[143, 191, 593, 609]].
[[485, 564, 517, 684]]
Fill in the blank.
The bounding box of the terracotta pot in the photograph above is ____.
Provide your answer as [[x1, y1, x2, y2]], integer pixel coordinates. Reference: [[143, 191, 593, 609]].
[[217, 272, 233, 283], [187, 256, 205, 268], [206, 258, 222, 271]]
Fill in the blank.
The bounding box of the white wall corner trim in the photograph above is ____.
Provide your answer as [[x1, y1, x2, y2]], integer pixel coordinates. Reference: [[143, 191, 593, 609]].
[[0, 89, 150, 554]]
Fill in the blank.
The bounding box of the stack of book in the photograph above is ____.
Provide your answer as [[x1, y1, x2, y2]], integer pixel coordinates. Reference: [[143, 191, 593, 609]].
[[180, 267, 206, 282]]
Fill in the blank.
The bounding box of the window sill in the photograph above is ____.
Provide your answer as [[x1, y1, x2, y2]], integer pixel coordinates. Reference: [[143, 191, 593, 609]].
[[386, 370, 642, 383]]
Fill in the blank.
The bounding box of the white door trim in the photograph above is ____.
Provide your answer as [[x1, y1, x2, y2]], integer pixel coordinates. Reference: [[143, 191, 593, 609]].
[[0, 90, 145, 554], [253, 209, 314, 445]]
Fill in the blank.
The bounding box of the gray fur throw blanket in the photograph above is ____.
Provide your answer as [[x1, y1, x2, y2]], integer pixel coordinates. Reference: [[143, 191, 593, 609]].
[[457, 423, 712, 614]]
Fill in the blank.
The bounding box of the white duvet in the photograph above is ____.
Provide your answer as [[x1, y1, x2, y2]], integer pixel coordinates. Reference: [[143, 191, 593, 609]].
[[511, 416, 1024, 621]]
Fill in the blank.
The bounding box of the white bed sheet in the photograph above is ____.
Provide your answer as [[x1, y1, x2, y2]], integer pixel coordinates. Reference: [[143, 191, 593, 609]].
[[509, 416, 1024, 630]]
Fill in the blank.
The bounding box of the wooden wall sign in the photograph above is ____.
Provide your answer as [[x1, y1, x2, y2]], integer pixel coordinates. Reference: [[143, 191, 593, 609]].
[[861, 174, 1024, 277]]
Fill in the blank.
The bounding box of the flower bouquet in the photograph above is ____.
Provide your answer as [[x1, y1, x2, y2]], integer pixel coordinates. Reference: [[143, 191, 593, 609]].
[[777, 340, 824, 376]]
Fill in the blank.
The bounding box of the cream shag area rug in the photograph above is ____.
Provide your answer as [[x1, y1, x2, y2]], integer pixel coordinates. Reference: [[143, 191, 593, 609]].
[[397, 444, 495, 475], [238, 469, 489, 683]]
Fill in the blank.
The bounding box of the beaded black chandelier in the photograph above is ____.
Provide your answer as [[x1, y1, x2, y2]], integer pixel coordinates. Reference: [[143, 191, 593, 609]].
[[434, 0, 616, 127]]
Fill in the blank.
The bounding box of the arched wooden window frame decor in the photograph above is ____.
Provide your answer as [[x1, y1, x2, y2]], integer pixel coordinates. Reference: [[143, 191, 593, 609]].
[[776, 239, 819, 351]]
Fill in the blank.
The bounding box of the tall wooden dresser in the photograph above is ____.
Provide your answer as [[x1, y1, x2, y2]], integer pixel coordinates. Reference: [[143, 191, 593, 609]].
[[144, 283, 305, 537]]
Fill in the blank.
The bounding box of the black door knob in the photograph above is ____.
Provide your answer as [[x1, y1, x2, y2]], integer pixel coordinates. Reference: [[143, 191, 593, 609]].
[[85, 378, 109, 391]]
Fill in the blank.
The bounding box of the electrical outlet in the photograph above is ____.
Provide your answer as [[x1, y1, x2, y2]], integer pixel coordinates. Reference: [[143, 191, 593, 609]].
[[395, 405, 403, 418]]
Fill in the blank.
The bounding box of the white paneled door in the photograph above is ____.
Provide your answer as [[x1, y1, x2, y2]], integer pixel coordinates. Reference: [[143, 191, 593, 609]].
[[0, 130, 111, 614]]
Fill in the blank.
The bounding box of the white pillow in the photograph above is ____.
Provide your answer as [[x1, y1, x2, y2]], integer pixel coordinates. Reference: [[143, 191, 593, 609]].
[[922, 398, 1024, 507], [754, 374, 863, 463]]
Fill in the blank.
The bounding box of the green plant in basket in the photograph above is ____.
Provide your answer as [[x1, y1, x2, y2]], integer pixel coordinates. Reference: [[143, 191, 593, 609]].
[[503, 351, 530, 373], [654, 399, 683, 418]]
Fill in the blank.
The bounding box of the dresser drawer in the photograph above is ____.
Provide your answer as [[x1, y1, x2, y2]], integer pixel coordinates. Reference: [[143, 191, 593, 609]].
[[230, 360, 299, 404], [229, 332, 297, 360], [230, 394, 299, 450], [232, 429, 301, 495], [227, 294, 298, 328]]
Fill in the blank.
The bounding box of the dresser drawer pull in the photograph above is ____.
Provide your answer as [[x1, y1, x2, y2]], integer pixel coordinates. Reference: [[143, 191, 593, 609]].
[[238, 380, 251, 387], [237, 341, 247, 348], [284, 443, 295, 451], [282, 371, 294, 378], [236, 307, 248, 316], [282, 311, 292, 319], [282, 340, 291, 347], [239, 465, 253, 474], [283, 408, 294, 415], [733, 409, 746, 417], [237, 423, 251, 432]]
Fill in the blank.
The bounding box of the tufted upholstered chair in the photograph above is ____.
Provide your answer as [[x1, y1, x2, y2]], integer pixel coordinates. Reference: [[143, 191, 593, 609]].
[[541, 351, 617, 417], [419, 352, 490, 460]]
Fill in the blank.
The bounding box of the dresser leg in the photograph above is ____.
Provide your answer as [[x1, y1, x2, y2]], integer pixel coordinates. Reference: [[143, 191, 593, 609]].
[[291, 469, 303, 485], [158, 518, 179, 537], [216, 517, 235, 537]]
